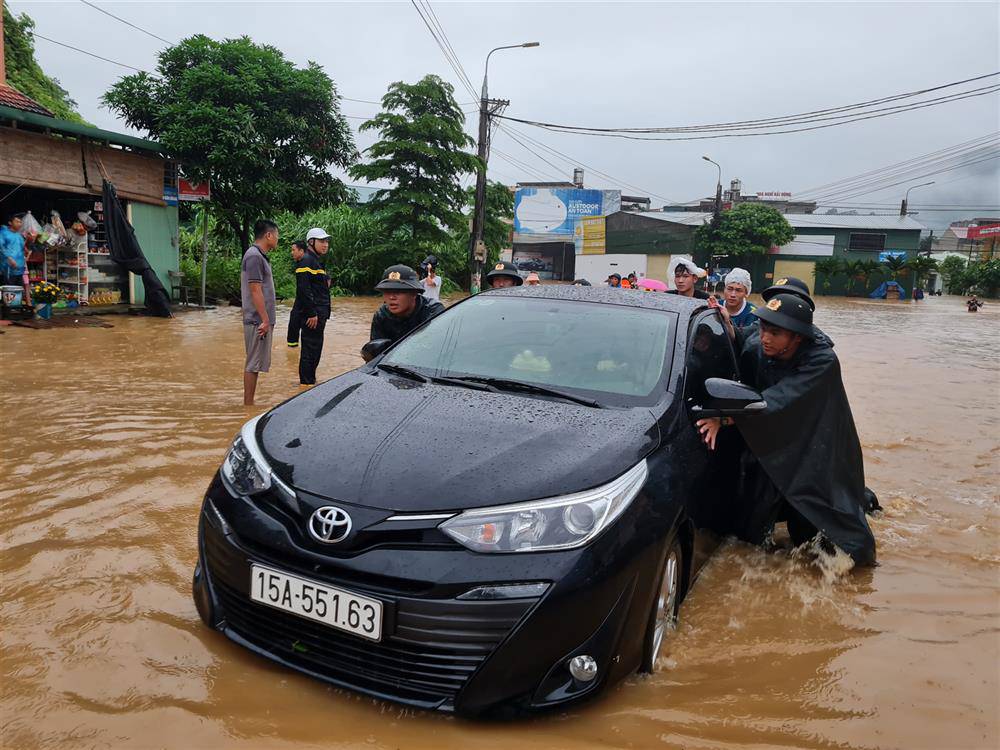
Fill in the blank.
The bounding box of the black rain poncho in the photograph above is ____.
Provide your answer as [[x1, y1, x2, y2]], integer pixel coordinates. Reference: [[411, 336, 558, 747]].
[[734, 326, 877, 566]]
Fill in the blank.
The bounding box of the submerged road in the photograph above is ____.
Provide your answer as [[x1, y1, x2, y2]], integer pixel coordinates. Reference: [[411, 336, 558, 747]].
[[1, 295, 997, 749]]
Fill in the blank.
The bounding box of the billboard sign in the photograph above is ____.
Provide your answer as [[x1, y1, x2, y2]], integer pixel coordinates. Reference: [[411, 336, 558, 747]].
[[967, 223, 1000, 240], [514, 188, 621, 244], [178, 179, 211, 202], [576, 215, 606, 255], [878, 250, 907, 263]]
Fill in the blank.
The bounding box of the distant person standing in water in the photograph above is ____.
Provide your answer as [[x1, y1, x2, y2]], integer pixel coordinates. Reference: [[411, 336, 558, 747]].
[[241, 219, 279, 406], [966, 295, 984, 312], [286, 239, 307, 349]]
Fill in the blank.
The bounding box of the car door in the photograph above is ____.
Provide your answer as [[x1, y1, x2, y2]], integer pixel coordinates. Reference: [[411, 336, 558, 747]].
[[681, 311, 744, 569]]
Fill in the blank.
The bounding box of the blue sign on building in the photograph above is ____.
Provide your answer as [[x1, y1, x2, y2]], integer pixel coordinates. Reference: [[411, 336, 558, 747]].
[[514, 188, 620, 239]]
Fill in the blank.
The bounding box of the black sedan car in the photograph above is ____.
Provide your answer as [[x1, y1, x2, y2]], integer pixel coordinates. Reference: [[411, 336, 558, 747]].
[[193, 286, 763, 716]]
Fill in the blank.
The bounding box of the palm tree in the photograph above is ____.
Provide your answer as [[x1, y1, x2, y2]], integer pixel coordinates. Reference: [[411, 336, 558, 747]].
[[858, 259, 883, 294], [814, 257, 844, 293], [881, 254, 908, 280], [843, 259, 866, 296], [907, 255, 938, 290]]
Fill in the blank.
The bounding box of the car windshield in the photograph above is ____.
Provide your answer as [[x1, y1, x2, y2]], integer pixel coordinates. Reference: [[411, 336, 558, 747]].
[[383, 296, 675, 405]]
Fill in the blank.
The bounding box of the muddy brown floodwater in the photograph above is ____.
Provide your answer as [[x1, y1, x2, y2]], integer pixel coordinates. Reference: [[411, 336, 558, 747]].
[[1, 295, 997, 750]]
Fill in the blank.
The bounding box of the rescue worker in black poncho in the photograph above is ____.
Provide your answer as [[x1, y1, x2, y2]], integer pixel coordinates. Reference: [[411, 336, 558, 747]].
[[366, 264, 445, 349], [295, 228, 332, 385], [697, 288, 878, 566]]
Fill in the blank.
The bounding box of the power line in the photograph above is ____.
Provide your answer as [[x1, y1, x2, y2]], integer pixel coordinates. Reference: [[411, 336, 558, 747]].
[[498, 72, 999, 134], [498, 85, 1000, 141], [797, 132, 999, 197], [408, 0, 479, 101], [78, 0, 172, 44], [420, 1, 477, 97], [31, 32, 152, 74]]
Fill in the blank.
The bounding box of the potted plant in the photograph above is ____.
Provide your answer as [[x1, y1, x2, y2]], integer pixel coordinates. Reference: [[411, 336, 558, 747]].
[[32, 281, 61, 319]]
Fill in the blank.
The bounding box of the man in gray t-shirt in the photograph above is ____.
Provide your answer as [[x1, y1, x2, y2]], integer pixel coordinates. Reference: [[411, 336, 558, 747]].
[[241, 219, 279, 405]]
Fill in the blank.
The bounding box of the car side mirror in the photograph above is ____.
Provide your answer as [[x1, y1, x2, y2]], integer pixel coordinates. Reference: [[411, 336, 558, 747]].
[[690, 377, 766, 418], [361, 338, 392, 363]]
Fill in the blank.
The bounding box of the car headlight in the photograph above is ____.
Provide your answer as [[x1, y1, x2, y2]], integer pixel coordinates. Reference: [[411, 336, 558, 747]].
[[220, 415, 295, 503], [439, 460, 647, 553]]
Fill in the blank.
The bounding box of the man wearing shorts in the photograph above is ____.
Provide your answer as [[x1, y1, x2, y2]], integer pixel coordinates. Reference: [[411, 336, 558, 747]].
[[241, 219, 279, 405]]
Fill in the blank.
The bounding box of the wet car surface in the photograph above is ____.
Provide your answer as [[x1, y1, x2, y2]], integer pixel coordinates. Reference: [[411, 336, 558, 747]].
[[193, 287, 747, 715]]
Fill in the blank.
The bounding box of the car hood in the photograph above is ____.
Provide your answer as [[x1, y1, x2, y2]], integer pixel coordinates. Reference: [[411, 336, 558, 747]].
[[258, 370, 660, 512]]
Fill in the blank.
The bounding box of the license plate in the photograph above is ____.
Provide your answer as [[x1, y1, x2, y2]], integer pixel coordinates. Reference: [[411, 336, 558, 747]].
[[249, 564, 383, 641]]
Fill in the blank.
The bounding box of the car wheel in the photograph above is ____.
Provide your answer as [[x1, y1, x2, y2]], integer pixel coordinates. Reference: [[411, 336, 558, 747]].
[[639, 537, 683, 673]]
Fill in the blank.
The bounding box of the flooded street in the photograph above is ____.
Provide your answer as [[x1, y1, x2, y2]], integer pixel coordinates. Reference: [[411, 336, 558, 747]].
[[1, 295, 997, 749]]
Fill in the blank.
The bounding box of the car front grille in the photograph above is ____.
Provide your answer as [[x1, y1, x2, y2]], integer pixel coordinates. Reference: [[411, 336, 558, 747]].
[[203, 519, 537, 709]]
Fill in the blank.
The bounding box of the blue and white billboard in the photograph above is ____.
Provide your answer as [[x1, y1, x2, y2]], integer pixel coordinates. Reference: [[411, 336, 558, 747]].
[[514, 188, 621, 243]]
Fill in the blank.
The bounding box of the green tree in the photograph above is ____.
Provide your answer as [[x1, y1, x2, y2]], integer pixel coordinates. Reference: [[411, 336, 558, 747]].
[[858, 259, 883, 293], [906, 255, 938, 290], [842, 259, 866, 295], [103, 35, 357, 250], [939, 255, 968, 294], [695, 203, 795, 262], [350, 75, 479, 260], [2, 5, 86, 122], [881, 254, 908, 280], [814, 257, 844, 293]]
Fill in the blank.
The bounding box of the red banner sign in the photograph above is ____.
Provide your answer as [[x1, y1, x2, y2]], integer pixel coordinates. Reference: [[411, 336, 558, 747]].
[[178, 179, 210, 202], [967, 223, 1000, 240]]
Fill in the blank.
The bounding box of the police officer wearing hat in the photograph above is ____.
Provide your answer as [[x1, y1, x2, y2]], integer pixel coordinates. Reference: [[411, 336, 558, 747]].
[[486, 261, 523, 289], [760, 276, 815, 310], [696, 290, 877, 566], [368, 264, 445, 347]]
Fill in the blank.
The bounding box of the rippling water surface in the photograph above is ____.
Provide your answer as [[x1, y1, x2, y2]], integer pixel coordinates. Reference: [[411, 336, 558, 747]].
[[1, 295, 997, 749]]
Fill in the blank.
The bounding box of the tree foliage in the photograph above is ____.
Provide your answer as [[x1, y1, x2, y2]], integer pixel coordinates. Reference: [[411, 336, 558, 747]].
[[906, 255, 937, 288], [880, 254, 908, 280], [350, 75, 479, 258], [2, 5, 86, 122], [103, 35, 357, 250], [695, 203, 795, 260], [813, 257, 844, 292], [938, 256, 1000, 296]]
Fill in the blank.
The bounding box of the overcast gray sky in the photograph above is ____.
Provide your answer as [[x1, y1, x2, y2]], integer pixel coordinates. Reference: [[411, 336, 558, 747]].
[[10, 0, 1000, 229]]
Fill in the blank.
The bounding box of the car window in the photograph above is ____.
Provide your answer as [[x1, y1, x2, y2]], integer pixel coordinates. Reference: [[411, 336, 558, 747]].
[[683, 312, 739, 406], [384, 296, 676, 405]]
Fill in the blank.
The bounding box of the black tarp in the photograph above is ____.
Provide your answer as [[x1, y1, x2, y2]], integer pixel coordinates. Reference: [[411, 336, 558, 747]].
[[734, 327, 877, 566], [101, 180, 172, 317]]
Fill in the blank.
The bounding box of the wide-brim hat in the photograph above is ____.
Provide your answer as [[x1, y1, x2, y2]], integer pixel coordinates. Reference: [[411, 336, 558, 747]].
[[761, 276, 815, 311], [375, 264, 423, 292], [487, 261, 523, 286], [753, 293, 817, 339]]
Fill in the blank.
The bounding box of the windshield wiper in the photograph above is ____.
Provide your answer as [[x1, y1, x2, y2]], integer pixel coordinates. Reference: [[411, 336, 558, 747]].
[[450, 376, 603, 409], [376, 363, 428, 383]]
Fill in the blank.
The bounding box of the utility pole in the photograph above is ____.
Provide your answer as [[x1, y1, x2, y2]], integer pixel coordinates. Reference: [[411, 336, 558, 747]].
[[199, 204, 208, 307], [468, 42, 539, 294]]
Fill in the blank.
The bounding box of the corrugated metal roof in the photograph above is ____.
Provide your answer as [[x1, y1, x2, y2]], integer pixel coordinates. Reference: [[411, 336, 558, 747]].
[[0, 85, 53, 117], [625, 211, 924, 231]]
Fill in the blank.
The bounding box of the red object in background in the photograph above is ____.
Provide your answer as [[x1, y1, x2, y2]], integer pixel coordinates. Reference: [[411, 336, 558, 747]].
[[178, 180, 211, 202], [966, 224, 1000, 240]]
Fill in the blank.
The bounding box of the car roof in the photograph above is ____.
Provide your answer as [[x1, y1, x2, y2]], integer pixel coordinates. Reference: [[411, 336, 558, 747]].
[[480, 284, 707, 317]]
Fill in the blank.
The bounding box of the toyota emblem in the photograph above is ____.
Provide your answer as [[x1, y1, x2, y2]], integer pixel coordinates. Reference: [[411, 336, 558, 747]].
[[308, 506, 352, 544]]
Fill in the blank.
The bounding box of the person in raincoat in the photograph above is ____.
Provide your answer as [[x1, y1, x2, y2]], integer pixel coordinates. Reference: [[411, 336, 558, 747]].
[[697, 292, 877, 566], [367, 264, 445, 346]]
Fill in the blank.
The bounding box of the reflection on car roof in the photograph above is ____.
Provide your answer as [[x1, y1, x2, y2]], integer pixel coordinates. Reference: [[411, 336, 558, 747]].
[[480, 285, 707, 315]]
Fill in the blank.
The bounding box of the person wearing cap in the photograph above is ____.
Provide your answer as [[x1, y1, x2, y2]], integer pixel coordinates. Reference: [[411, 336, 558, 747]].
[[294, 228, 332, 385], [525, 272, 541, 286], [760, 276, 815, 310], [369, 264, 445, 346], [723, 268, 757, 328], [486, 261, 523, 289], [696, 292, 876, 566], [607, 273, 621, 288], [666, 257, 710, 299], [286, 239, 307, 348]]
